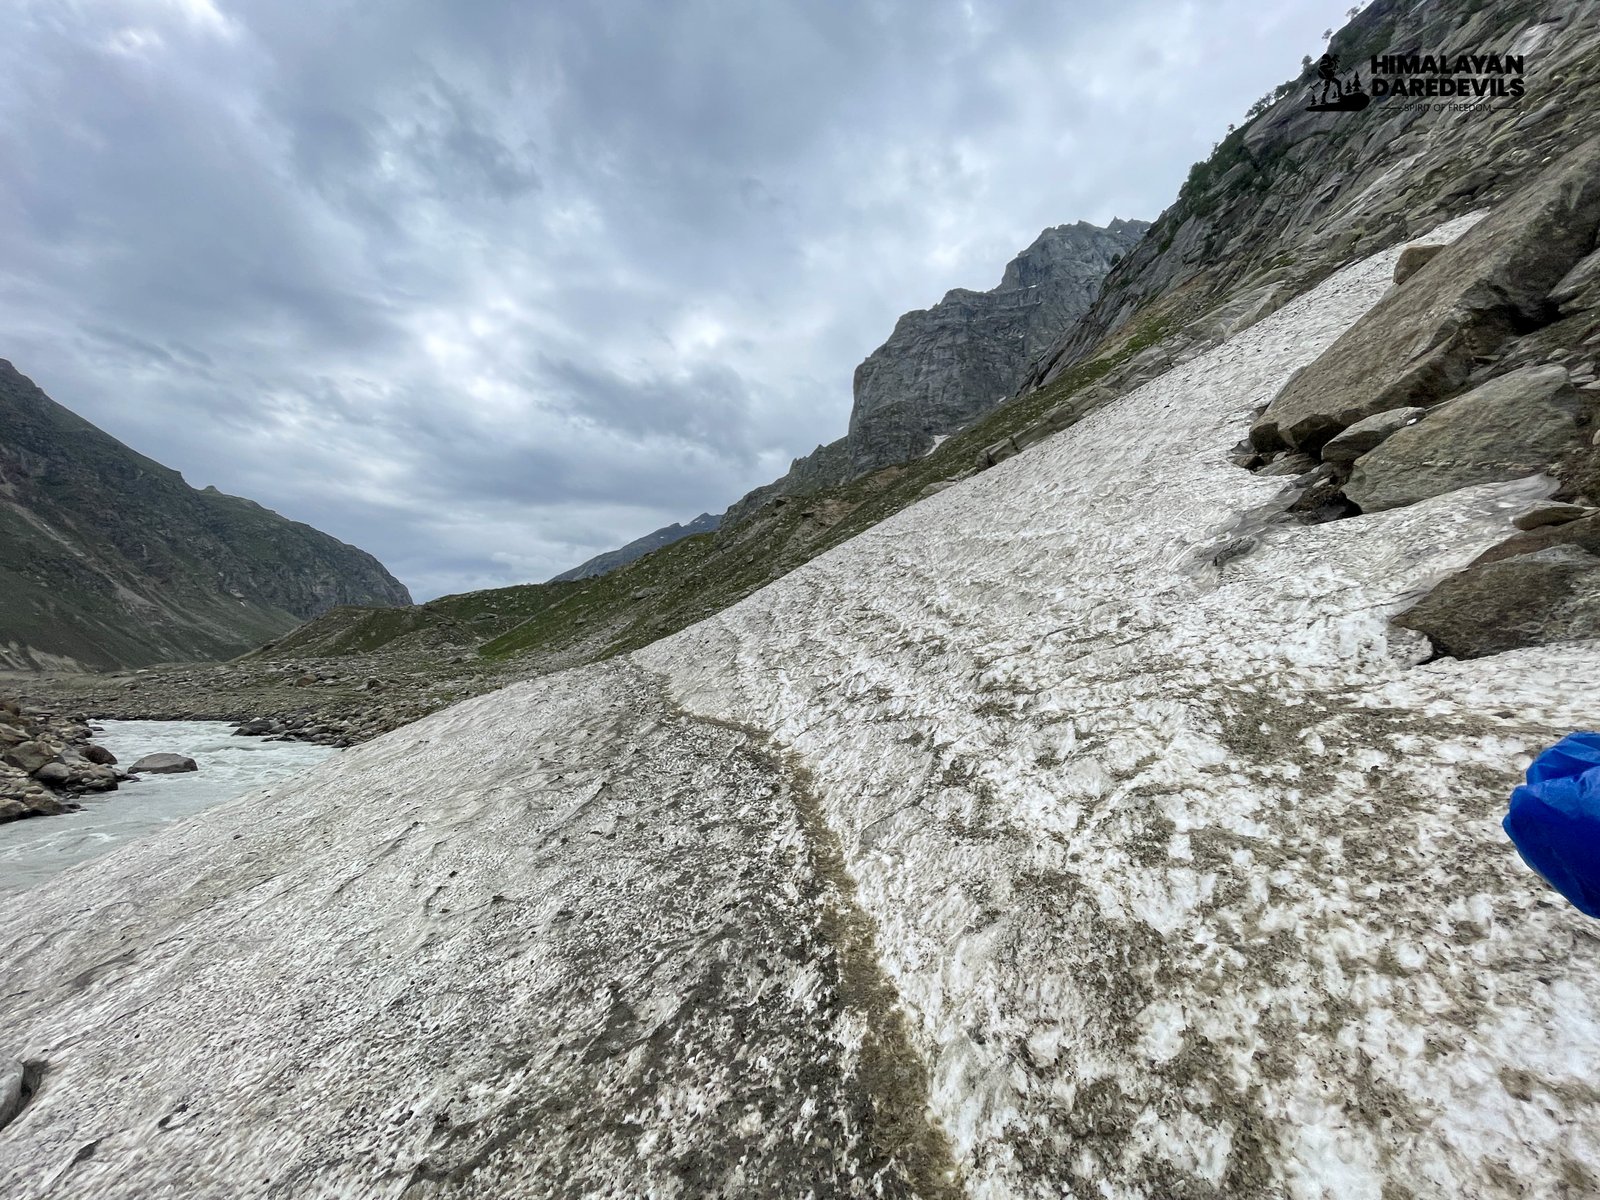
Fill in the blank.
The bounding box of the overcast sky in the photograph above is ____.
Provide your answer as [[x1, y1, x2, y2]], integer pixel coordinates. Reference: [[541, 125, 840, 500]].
[[0, 0, 1351, 601]]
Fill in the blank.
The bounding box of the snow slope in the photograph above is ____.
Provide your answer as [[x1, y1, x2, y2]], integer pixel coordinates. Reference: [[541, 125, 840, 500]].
[[640, 213, 1600, 1200], [4, 217, 1600, 1198]]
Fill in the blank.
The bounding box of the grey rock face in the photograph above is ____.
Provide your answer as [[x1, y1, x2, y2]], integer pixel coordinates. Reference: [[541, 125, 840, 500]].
[[1393, 545, 1600, 659], [1253, 137, 1600, 452], [1552, 247, 1600, 310], [1345, 365, 1582, 512], [129, 753, 198, 774], [1319, 407, 1426, 465], [724, 219, 1147, 525], [846, 219, 1148, 478], [1028, 5, 1600, 418], [722, 438, 854, 527]]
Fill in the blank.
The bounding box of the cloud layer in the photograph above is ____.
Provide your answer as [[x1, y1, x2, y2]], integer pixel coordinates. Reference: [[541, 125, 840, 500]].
[[0, 0, 1350, 599]]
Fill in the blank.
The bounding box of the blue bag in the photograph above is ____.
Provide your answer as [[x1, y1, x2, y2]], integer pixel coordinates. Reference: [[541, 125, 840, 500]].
[[1504, 732, 1600, 918]]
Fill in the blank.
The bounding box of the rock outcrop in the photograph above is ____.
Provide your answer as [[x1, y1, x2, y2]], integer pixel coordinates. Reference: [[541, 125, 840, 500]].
[[1253, 137, 1600, 452], [724, 219, 1147, 524], [845, 219, 1148, 477], [1025, 3, 1600, 408], [0, 360, 412, 670], [1345, 365, 1585, 512]]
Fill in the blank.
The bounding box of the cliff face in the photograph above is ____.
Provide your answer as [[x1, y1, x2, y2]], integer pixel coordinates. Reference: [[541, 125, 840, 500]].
[[846, 218, 1149, 475], [724, 218, 1146, 525], [0, 360, 411, 670], [1025, 0, 1595, 393]]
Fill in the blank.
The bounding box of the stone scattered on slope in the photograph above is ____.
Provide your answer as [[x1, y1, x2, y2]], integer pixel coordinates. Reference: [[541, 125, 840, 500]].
[[1320, 406, 1425, 465], [1392, 545, 1600, 659], [1514, 502, 1595, 531], [1252, 136, 1600, 452], [128, 753, 197, 775], [1344, 365, 1583, 513], [1392, 244, 1445, 286]]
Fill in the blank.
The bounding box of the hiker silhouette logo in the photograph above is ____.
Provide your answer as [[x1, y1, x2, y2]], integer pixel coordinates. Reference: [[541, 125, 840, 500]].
[[1305, 53, 1372, 112]]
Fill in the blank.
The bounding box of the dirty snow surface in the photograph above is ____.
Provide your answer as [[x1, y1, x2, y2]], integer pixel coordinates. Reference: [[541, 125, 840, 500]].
[[6, 217, 1600, 1199]]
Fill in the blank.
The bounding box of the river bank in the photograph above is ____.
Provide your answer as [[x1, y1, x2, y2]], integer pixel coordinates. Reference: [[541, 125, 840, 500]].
[[0, 719, 338, 894], [9, 651, 517, 748]]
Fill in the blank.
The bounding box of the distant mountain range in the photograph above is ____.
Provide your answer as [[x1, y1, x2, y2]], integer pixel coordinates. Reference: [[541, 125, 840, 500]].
[[0, 360, 411, 670], [548, 512, 721, 583]]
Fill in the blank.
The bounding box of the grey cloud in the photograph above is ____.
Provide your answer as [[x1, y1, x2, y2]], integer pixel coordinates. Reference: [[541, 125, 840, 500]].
[[0, 0, 1355, 599]]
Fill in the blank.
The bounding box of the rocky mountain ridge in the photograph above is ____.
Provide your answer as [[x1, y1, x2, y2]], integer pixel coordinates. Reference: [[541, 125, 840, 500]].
[[0, 360, 412, 671], [548, 511, 720, 582], [722, 217, 1147, 526]]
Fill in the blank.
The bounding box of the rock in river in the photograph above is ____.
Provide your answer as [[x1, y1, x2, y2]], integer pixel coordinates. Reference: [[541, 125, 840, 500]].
[[128, 753, 198, 775]]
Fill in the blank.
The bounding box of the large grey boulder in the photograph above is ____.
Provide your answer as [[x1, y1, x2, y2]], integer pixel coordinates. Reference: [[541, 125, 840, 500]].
[[129, 753, 198, 775], [1320, 407, 1426, 464], [1, 741, 55, 775], [1344, 366, 1583, 513], [1252, 136, 1600, 452], [1393, 545, 1600, 659]]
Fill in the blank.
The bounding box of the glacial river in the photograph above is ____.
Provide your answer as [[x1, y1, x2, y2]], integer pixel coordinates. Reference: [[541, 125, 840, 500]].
[[0, 719, 337, 894]]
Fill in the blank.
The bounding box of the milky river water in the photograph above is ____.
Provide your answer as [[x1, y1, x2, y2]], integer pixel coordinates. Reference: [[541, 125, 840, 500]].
[[0, 719, 337, 894]]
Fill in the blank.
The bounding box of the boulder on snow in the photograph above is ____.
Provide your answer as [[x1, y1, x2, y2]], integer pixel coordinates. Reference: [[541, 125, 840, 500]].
[[1469, 512, 1600, 569], [975, 436, 1018, 470], [1319, 407, 1426, 465], [1392, 545, 1600, 660], [1392, 244, 1446, 286], [1514, 503, 1595, 531], [1252, 136, 1600, 452], [1344, 365, 1582, 513], [129, 753, 198, 775]]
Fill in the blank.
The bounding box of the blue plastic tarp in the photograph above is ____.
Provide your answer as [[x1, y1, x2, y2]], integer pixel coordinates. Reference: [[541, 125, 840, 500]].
[[1504, 731, 1600, 918]]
